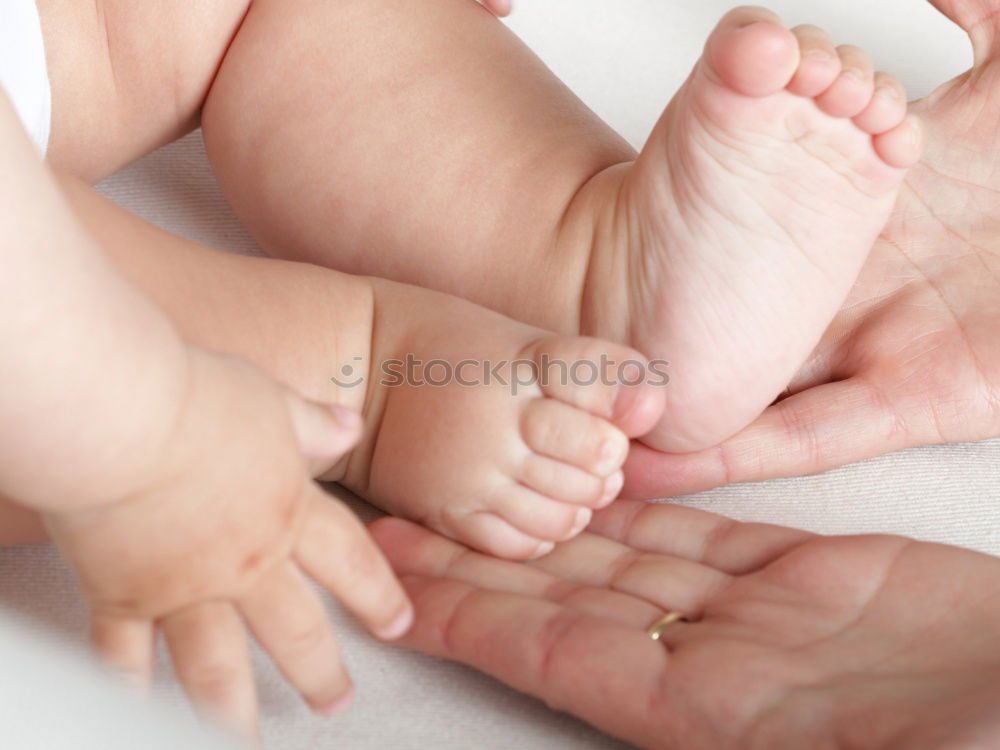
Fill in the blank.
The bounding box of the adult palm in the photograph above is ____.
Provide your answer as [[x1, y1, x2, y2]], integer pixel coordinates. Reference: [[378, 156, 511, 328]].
[[625, 0, 1000, 498], [373, 501, 1000, 749]]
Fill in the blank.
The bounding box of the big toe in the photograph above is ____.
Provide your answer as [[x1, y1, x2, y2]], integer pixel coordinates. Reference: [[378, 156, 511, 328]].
[[705, 7, 800, 97]]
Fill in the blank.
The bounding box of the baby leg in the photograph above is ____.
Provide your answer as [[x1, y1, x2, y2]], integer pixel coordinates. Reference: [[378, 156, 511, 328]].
[[203, 3, 919, 452], [59, 179, 664, 559], [37, 0, 251, 180], [202, 0, 624, 334]]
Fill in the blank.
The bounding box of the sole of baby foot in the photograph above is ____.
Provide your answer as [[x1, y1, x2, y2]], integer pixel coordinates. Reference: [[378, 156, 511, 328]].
[[575, 5, 922, 454]]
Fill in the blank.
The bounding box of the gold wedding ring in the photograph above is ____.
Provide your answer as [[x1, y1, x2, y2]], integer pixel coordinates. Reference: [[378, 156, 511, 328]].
[[646, 611, 688, 641]]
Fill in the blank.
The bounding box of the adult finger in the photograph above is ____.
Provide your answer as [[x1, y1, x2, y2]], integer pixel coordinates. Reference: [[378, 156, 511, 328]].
[[589, 501, 816, 575], [371, 517, 660, 626], [624, 377, 912, 499], [162, 602, 257, 739], [531, 532, 732, 615], [239, 561, 353, 717], [479, 0, 512, 17], [395, 574, 673, 749], [295, 489, 413, 641], [926, 0, 1000, 64]]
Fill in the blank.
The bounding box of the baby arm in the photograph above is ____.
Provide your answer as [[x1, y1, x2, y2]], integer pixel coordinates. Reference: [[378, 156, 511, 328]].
[[0, 92, 410, 735]]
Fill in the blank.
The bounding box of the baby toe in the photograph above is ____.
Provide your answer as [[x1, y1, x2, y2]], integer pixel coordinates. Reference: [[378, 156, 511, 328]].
[[853, 72, 908, 135], [787, 25, 841, 97], [491, 485, 591, 543], [520, 453, 610, 507], [872, 114, 924, 169], [442, 510, 554, 561], [521, 336, 665, 438], [521, 398, 629, 477], [815, 45, 875, 118], [705, 7, 800, 98]]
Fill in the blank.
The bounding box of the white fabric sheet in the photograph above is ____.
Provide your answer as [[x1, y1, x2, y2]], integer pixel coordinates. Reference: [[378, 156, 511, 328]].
[[2, 2, 996, 748]]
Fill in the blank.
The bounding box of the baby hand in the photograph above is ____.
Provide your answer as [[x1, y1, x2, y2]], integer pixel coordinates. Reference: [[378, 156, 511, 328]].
[[42, 351, 411, 737]]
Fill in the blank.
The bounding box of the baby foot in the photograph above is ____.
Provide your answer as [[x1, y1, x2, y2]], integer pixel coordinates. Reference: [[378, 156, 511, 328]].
[[346, 285, 665, 560], [579, 6, 922, 453]]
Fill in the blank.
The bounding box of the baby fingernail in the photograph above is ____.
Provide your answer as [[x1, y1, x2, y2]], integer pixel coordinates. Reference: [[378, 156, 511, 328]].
[[317, 688, 355, 717], [377, 607, 414, 641], [329, 404, 362, 428]]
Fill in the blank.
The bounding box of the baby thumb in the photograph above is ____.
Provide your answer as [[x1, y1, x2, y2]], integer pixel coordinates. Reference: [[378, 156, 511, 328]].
[[283, 392, 363, 478]]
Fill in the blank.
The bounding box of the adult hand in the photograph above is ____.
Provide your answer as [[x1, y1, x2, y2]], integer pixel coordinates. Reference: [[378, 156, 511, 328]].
[[479, 0, 512, 17], [372, 501, 1000, 749], [624, 0, 1000, 498]]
